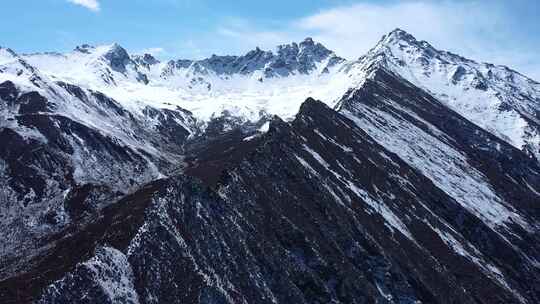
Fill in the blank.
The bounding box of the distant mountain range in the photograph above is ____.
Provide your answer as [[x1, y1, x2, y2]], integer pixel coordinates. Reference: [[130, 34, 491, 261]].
[[1, 29, 539, 304]]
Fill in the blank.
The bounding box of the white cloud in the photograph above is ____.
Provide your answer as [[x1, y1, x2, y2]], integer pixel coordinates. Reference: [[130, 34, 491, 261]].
[[217, 27, 296, 49], [67, 0, 100, 12], [295, 2, 507, 60], [214, 17, 303, 52]]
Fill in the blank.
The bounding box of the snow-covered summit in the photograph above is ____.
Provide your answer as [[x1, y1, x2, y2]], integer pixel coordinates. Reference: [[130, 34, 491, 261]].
[[133, 53, 160, 68], [161, 37, 343, 80], [16, 38, 351, 122], [101, 43, 133, 73], [23, 42, 149, 88], [0, 47, 18, 63], [355, 28, 540, 159]]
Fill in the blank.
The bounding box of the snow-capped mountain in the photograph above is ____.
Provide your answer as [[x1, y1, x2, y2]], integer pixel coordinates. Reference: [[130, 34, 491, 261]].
[[1, 29, 540, 304], [0, 46, 196, 279], [161, 37, 343, 79], [358, 29, 540, 160], [21, 38, 351, 122], [18, 31, 540, 161]]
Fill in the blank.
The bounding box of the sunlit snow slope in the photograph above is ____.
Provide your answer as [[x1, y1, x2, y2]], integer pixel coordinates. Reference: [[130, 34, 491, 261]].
[[359, 29, 540, 160]]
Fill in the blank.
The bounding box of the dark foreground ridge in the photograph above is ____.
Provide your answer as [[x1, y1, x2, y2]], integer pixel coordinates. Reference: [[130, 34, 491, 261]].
[[1, 31, 540, 303], [3, 67, 538, 302]]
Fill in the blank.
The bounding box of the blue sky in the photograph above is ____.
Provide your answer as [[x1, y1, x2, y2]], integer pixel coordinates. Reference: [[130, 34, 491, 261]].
[[2, 0, 540, 79]]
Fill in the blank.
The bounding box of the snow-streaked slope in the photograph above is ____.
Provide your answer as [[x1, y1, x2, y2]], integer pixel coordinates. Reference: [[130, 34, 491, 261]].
[[0, 47, 196, 275], [339, 67, 540, 240], [337, 69, 540, 302], [39, 246, 140, 304], [358, 29, 540, 160], [2, 47, 194, 163]]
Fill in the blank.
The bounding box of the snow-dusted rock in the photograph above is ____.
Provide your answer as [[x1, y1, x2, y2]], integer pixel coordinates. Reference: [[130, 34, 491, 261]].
[[1, 29, 540, 304], [357, 28, 540, 160]]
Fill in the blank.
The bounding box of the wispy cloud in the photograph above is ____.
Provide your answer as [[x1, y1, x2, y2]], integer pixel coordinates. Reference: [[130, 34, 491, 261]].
[[66, 0, 100, 12], [217, 26, 295, 50], [215, 17, 301, 51], [295, 2, 507, 60]]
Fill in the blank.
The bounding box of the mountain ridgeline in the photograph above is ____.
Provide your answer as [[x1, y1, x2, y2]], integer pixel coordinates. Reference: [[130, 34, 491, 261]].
[[0, 29, 539, 303]]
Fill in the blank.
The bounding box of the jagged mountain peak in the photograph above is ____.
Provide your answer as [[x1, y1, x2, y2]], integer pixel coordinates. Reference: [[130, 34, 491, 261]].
[[73, 42, 130, 59], [381, 28, 418, 43], [276, 37, 333, 56], [279, 36, 317, 49], [354, 28, 540, 161], [132, 53, 160, 67], [297, 96, 327, 114], [300, 36, 315, 44], [161, 37, 342, 80], [238, 37, 336, 61], [101, 43, 130, 63], [276, 41, 299, 52], [371, 28, 438, 59], [373, 28, 528, 76], [75, 43, 150, 83], [0, 46, 18, 57], [365, 27, 539, 87], [73, 43, 133, 70], [244, 46, 271, 58]]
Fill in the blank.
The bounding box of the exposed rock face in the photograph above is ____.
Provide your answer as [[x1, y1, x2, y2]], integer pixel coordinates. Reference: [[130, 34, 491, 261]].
[[133, 54, 160, 68], [103, 44, 133, 74], [38, 247, 140, 304]]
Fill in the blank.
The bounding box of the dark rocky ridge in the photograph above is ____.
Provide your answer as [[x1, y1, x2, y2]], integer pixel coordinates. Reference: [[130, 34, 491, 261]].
[[1, 31, 540, 304], [337, 67, 540, 301], [14, 72, 539, 303], [0, 179, 166, 303], [0, 77, 196, 298]]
